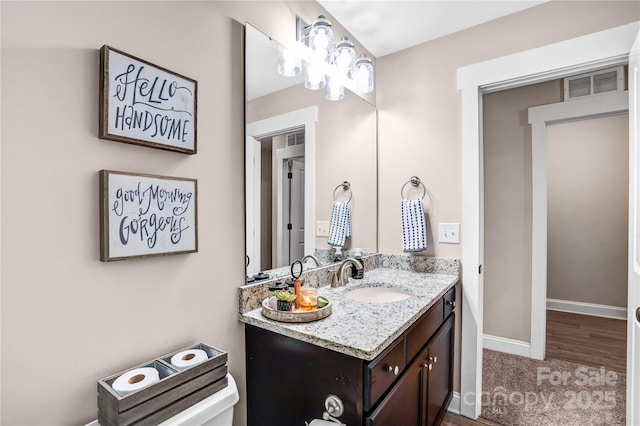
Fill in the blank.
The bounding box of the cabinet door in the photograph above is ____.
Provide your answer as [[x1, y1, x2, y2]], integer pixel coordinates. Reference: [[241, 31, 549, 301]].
[[366, 354, 425, 426], [425, 314, 455, 426]]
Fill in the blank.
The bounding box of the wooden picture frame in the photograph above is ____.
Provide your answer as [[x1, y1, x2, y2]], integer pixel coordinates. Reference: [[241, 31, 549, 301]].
[[99, 170, 198, 261], [99, 45, 197, 154]]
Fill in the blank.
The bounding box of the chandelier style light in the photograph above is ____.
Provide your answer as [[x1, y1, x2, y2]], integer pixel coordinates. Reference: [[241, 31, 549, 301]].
[[277, 15, 374, 101]]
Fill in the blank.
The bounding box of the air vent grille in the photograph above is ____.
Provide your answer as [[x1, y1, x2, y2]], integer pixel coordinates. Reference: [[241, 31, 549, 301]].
[[564, 66, 623, 101], [568, 76, 591, 98], [286, 130, 305, 147], [593, 70, 619, 94]]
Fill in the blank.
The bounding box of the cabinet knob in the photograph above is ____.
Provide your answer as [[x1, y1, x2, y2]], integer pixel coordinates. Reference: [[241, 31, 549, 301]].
[[428, 356, 438, 364], [422, 363, 432, 371], [387, 365, 399, 375], [446, 300, 456, 308]]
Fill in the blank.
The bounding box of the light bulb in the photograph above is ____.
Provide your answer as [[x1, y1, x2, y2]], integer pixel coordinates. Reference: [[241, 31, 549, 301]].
[[309, 15, 334, 63], [326, 75, 345, 101], [305, 63, 326, 90], [278, 48, 301, 77], [355, 54, 374, 94], [334, 36, 355, 77], [314, 28, 329, 51]]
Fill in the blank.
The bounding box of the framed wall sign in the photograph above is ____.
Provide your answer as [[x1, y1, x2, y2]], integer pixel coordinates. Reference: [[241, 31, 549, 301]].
[[99, 45, 197, 154], [99, 170, 198, 261]]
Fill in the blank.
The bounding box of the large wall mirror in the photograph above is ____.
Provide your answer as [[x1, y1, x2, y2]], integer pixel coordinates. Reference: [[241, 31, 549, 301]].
[[245, 23, 378, 277]]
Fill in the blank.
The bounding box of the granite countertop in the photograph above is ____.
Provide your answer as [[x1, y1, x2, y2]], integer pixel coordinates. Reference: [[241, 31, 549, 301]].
[[239, 267, 459, 361]]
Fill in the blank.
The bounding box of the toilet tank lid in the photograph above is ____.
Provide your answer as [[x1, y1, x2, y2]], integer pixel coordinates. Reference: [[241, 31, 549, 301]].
[[158, 373, 240, 425]]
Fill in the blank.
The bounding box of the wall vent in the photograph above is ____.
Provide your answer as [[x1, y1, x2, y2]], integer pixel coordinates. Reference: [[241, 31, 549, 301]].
[[564, 66, 624, 101]]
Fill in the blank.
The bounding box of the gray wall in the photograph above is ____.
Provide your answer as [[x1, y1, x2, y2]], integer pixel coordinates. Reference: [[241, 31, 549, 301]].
[[547, 114, 629, 307], [482, 81, 563, 342]]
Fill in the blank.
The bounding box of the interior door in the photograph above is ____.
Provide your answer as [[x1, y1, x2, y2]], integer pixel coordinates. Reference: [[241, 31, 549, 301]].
[[282, 158, 305, 265], [628, 30, 640, 426]]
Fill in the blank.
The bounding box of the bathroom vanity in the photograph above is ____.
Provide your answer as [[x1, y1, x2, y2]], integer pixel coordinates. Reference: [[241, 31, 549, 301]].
[[240, 265, 458, 426]]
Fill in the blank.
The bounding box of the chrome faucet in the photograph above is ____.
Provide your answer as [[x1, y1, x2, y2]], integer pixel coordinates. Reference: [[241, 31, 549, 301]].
[[301, 254, 321, 269], [331, 258, 363, 287]]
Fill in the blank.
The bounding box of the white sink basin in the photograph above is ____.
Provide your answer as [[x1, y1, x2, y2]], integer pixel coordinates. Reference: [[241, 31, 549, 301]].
[[344, 286, 412, 303]]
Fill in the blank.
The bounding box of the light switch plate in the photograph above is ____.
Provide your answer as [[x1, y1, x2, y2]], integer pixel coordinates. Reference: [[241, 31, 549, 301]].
[[438, 223, 460, 244], [316, 221, 330, 237]]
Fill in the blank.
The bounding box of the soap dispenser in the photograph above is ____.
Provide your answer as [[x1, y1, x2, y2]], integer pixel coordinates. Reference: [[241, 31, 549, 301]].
[[352, 247, 364, 279], [333, 247, 343, 262]]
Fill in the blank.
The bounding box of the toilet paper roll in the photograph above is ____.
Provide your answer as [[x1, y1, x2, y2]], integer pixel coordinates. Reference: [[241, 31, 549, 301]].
[[170, 349, 208, 370], [112, 367, 160, 396]]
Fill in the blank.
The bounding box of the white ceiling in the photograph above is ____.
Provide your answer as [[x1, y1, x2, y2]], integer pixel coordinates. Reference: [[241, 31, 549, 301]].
[[318, 0, 548, 58]]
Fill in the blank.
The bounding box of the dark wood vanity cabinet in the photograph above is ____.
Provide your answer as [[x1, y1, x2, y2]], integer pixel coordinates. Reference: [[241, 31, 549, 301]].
[[245, 287, 455, 426], [366, 309, 455, 426]]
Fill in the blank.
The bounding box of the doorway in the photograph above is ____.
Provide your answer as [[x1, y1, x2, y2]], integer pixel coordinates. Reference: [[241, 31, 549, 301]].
[[482, 87, 629, 356], [457, 23, 639, 420]]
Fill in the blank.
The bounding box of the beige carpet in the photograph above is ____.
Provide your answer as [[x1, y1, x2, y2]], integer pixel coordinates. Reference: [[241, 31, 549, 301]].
[[481, 349, 626, 426]]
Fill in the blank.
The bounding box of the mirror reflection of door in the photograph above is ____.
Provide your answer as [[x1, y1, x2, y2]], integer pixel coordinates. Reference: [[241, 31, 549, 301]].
[[275, 130, 305, 268], [246, 129, 305, 273], [283, 158, 305, 266]]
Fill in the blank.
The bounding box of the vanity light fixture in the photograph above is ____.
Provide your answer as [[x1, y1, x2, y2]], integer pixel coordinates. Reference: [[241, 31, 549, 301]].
[[277, 15, 374, 101]]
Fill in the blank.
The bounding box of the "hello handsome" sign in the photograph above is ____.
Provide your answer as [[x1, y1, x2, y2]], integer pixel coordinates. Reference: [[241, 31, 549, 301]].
[[99, 46, 197, 154]]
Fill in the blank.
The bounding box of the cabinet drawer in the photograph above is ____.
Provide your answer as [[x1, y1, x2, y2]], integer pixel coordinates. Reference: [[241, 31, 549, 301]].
[[443, 287, 456, 319], [406, 298, 443, 363], [364, 335, 405, 411]]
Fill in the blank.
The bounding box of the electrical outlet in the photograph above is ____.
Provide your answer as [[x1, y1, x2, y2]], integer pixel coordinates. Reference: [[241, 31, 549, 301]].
[[438, 223, 460, 244], [316, 221, 330, 237]]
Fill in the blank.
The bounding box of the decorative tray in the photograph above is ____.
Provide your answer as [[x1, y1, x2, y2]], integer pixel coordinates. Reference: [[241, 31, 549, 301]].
[[261, 297, 332, 323]]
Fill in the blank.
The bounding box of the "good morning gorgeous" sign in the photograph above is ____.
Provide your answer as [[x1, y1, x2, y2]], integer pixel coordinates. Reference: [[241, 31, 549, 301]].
[[100, 170, 198, 261], [99, 46, 197, 154]]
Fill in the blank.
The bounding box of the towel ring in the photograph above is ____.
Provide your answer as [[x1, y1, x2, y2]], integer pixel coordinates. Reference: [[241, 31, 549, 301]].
[[333, 181, 352, 203], [401, 176, 426, 200]]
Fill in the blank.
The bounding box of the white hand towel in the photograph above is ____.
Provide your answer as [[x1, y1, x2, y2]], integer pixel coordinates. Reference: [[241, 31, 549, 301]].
[[401, 198, 427, 252], [328, 200, 351, 247]]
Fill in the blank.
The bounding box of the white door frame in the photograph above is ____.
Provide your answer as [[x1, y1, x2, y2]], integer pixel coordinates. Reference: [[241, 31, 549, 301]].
[[246, 106, 318, 274], [528, 91, 629, 360], [627, 30, 640, 425], [457, 22, 639, 419]]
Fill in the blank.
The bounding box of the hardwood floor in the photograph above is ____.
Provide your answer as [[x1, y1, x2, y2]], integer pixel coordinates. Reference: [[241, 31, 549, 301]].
[[545, 309, 627, 372]]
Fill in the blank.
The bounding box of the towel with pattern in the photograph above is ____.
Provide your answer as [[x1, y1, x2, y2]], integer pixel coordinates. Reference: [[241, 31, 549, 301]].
[[328, 200, 351, 247], [401, 198, 427, 252]]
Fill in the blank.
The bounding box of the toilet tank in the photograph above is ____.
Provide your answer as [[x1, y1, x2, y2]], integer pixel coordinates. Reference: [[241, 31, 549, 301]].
[[160, 374, 240, 426]]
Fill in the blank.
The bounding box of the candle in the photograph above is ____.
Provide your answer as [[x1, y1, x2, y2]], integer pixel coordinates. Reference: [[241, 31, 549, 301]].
[[300, 288, 318, 311]]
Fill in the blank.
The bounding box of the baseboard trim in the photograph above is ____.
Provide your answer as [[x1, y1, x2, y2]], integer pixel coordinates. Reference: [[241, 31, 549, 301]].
[[447, 391, 461, 414], [483, 334, 531, 357], [546, 298, 627, 320]]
